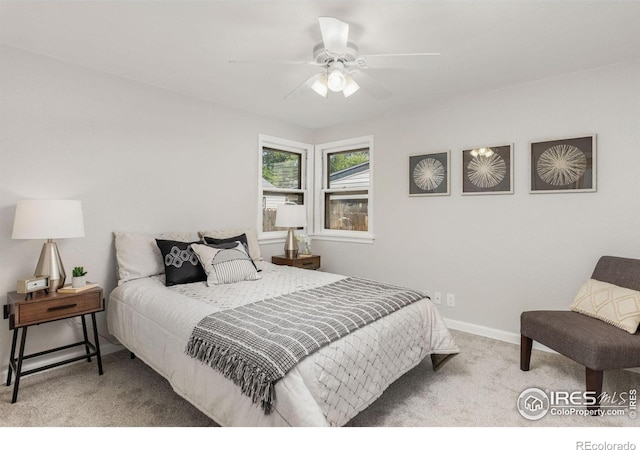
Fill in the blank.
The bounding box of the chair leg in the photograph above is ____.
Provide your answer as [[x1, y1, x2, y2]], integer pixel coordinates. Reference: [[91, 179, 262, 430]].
[[520, 335, 533, 371], [585, 367, 603, 411]]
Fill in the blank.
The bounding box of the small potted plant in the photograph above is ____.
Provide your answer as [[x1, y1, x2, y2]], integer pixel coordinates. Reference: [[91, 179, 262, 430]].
[[72, 266, 87, 288]]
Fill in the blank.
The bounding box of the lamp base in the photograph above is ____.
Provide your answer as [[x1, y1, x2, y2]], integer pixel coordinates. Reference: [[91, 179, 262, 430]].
[[284, 228, 298, 259], [34, 239, 66, 292]]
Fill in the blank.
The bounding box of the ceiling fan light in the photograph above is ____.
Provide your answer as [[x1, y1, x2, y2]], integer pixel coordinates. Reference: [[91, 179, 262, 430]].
[[311, 75, 328, 97], [327, 69, 347, 92], [342, 77, 360, 97]]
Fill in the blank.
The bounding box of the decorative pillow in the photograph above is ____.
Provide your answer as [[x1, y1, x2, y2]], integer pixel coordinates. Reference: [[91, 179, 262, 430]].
[[199, 228, 262, 262], [114, 231, 198, 284], [191, 242, 261, 286], [155, 239, 207, 286], [570, 279, 640, 334], [203, 234, 259, 271]]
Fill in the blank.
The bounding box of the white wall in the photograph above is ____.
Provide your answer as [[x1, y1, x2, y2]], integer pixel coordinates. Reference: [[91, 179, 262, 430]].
[[312, 60, 640, 335], [0, 45, 312, 370]]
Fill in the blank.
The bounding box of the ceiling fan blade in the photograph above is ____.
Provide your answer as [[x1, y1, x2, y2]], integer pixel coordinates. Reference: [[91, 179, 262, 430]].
[[318, 17, 349, 54], [229, 59, 322, 66], [360, 52, 440, 58], [351, 72, 393, 100], [355, 53, 440, 69], [284, 73, 325, 100]]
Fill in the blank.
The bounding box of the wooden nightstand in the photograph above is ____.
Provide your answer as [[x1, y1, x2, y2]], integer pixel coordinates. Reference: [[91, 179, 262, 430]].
[[272, 254, 321, 270], [3, 286, 104, 403]]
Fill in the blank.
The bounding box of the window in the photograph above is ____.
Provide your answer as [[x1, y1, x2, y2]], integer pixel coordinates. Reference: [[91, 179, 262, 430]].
[[258, 135, 312, 240], [315, 136, 373, 242]]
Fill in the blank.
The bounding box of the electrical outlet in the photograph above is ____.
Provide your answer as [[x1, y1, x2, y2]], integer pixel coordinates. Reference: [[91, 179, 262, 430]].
[[446, 293, 455, 307], [434, 292, 442, 304]]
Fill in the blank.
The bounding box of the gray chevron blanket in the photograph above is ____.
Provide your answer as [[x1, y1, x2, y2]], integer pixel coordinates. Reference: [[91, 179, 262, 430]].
[[185, 277, 426, 414]]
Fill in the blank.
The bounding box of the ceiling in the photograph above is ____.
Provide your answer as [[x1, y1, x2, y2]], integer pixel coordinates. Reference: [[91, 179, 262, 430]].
[[1, 1, 639, 129]]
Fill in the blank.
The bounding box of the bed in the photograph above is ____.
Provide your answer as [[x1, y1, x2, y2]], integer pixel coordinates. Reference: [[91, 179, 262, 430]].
[[106, 229, 459, 426]]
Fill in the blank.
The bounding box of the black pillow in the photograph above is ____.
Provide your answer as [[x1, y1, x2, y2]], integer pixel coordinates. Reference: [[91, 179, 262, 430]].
[[203, 233, 250, 252], [155, 239, 207, 286], [203, 234, 260, 271]]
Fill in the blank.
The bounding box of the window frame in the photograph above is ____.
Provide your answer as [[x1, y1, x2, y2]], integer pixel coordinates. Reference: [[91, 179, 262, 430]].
[[258, 135, 313, 243], [314, 135, 374, 244]]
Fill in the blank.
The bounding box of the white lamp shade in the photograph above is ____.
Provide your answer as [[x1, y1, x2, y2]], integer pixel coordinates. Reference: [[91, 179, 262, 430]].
[[311, 74, 328, 97], [342, 77, 360, 98], [275, 204, 307, 228], [12, 199, 85, 239]]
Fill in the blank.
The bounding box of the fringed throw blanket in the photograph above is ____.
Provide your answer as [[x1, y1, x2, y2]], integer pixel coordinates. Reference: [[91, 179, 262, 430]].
[[185, 277, 426, 414]]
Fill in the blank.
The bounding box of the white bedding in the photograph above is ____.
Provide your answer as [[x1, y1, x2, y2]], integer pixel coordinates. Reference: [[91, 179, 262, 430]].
[[107, 262, 459, 426]]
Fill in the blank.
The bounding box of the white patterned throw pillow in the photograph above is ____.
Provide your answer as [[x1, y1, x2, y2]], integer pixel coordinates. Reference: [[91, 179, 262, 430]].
[[570, 279, 640, 334], [191, 242, 261, 286]]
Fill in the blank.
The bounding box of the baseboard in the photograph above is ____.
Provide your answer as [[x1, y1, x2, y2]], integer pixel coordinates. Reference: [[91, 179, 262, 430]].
[[444, 318, 556, 353], [444, 317, 640, 374], [0, 340, 124, 382], [94, 341, 125, 357]]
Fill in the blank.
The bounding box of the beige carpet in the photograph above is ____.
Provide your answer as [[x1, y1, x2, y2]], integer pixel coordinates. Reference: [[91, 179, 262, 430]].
[[1, 330, 638, 427]]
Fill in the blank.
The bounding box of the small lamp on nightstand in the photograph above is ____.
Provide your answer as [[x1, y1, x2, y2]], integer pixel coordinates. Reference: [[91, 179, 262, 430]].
[[12, 199, 85, 292], [275, 203, 307, 259]]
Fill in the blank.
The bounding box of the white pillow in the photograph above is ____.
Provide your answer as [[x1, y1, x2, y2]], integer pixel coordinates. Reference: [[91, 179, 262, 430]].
[[191, 242, 261, 286], [198, 227, 262, 261], [114, 231, 198, 284], [571, 279, 640, 334]]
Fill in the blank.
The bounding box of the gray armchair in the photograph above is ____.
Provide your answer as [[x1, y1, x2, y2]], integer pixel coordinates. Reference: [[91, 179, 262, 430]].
[[520, 256, 640, 410]]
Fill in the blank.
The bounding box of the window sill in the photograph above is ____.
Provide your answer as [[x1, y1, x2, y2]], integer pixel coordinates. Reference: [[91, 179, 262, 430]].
[[259, 233, 375, 245], [310, 234, 375, 245]]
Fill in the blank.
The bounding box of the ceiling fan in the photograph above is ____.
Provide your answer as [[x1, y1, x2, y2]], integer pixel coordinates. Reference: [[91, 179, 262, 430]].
[[229, 17, 439, 100]]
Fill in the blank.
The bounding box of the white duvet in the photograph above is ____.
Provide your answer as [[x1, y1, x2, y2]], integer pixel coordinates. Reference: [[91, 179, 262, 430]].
[[107, 263, 458, 426]]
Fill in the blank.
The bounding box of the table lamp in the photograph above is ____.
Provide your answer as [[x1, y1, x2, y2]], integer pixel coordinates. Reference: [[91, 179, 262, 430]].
[[275, 204, 307, 259], [12, 199, 85, 292]]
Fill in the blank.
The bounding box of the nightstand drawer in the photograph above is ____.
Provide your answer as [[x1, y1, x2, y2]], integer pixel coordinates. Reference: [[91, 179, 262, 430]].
[[272, 255, 321, 270], [292, 257, 321, 270], [11, 290, 103, 328]]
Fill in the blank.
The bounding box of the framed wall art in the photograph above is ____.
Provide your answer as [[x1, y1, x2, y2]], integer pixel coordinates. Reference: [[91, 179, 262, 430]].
[[461, 144, 513, 195], [409, 151, 450, 196], [530, 135, 596, 193]]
